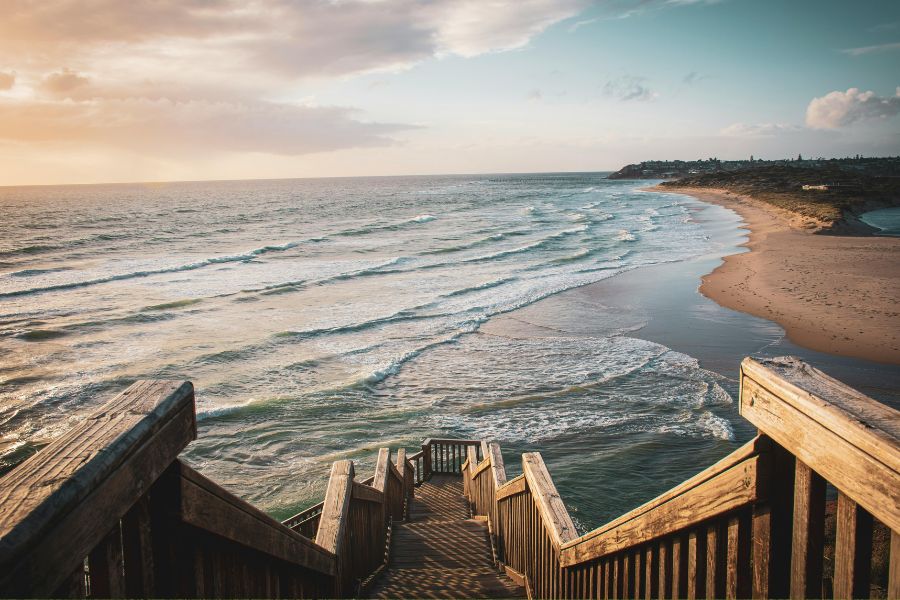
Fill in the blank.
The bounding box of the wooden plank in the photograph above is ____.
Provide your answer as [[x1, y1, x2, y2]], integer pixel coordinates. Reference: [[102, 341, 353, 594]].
[[372, 448, 390, 492], [522, 453, 578, 549], [561, 456, 762, 566], [657, 540, 670, 600], [833, 491, 873, 600], [687, 530, 705, 600], [315, 460, 354, 558], [889, 530, 900, 600], [706, 522, 726, 600], [497, 475, 527, 501], [122, 495, 155, 597], [489, 442, 508, 488], [789, 460, 825, 599], [351, 481, 384, 504], [177, 461, 335, 575], [0, 381, 196, 597], [561, 437, 764, 552], [672, 536, 687, 600], [725, 513, 751, 600], [740, 358, 900, 532], [741, 357, 900, 466], [88, 522, 125, 598]]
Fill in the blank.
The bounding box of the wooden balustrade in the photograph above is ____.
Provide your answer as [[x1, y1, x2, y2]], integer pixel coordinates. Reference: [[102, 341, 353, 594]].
[[0, 382, 415, 599], [422, 438, 482, 477], [2, 355, 896, 599], [461, 356, 900, 600]]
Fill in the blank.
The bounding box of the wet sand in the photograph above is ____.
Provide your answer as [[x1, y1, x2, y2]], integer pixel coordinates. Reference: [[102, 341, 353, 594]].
[[658, 186, 900, 366]]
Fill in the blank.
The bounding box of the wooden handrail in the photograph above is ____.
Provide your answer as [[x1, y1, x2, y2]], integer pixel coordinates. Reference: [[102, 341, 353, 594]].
[[461, 356, 900, 600], [175, 460, 335, 575], [0, 381, 196, 597], [740, 356, 899, 531]]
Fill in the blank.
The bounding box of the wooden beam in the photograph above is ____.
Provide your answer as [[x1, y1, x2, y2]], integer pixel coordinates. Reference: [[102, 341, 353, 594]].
[[561, 456, 762, 566], [522, 453, 578, 550], [833, 491, 873, 600], [372, 448, 390, 493], [351, 481, 384, 504], [178, 461, 335, 575], [740, 357, 900, 532], [489, 443, 508, 488], [0, 380, 195, 597], [315, 460, 354, 557], [789, 460, 825, 599], [496, 474, 527, 501]]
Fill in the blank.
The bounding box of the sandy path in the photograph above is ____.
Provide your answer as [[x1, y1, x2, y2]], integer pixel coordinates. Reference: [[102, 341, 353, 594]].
[[657, 186, 900, 365]]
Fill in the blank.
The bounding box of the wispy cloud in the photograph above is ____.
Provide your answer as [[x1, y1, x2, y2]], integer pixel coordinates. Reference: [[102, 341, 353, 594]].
[[603, 76, 657, 101], [840, 41, 900, 56], [0, 72, 14, 90], [720, 122, 800, 137], [527, 88, 543, 102], [682, 71, 711, 85], [806, 87, 900, 129]]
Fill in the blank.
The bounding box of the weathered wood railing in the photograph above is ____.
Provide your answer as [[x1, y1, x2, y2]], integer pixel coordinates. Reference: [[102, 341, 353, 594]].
[[0, 381, 414, 598], [2, 355, 896, 599], [462, 356, 900, 599]]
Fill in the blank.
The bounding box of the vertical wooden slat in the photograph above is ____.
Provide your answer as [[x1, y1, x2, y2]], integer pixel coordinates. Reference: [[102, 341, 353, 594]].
[[687, 530, 706, 600], [646, 545, 658, 600], [834, 491, 873, 600], [53, 562, 87, 598], [658, 540, 671, 600], [751, 439, 795, 599], [122, 495, 155, 597], [634, 548, 642, 599], [88, 522, 125, 598], [673, 536, 687, 600], [888, 530, 900, 600], [624, 553, 632, 599], [706, 522, 726, 600], [790, 460, 826, 600]]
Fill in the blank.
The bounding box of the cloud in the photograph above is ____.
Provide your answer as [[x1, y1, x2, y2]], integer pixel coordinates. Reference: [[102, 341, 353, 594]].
[[0, 97, 414, 155], [603, 76, 657, 101], [805, 87, 900, 129], [720, 122, 801, 137], [527, 88, 543, 101], [41, 68, 91, 97], [0, 72, 14, 90], [683, 71, 710, 85], [840, 42, 900, 56]]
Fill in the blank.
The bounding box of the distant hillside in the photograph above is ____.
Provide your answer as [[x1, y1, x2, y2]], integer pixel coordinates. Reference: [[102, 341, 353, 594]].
[[608, 156, 900, 180], [658, 165, 900, 232]]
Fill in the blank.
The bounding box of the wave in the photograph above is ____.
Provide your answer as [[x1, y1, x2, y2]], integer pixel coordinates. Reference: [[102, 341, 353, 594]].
[[463, 226, 587, 263], [440, 277, 517, 298], [335, 214, 439, 237], [0, 239, 310, 298], [0, 232, 133, 259], [8, 267, 72, 277], [419, 229, 530, 255]]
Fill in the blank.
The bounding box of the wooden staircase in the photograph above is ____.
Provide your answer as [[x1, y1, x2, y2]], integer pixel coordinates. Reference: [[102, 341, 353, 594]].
[[1, 356, 897, 599], [370, 475, 524, 598]]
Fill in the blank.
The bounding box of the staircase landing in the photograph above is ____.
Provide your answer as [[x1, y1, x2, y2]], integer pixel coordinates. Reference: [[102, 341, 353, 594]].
[[369, 475, 525, 599]]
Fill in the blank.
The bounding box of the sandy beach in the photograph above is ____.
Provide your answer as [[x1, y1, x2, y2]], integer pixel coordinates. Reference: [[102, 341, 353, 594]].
[[657, 186, 900, 365]]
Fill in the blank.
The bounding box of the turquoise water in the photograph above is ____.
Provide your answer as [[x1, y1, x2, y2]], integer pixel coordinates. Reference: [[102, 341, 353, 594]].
[[860, 206, 900, 236], [0, 174, 749, 528]]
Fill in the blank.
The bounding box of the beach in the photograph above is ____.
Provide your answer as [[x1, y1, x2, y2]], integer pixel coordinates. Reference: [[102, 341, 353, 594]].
[[655, 186, 900, 366]]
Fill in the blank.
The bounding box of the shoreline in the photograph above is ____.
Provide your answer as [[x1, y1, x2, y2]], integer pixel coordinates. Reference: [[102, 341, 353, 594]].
[[655, 185, 900, 366]]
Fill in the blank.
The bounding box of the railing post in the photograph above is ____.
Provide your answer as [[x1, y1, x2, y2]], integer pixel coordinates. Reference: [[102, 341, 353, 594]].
[[421, 441, 432, 481], [750, 436, 794, 600], [316, 460, 355, 598]]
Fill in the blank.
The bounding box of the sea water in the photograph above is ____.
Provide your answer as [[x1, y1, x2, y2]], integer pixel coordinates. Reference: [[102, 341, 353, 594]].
[[0, 173, 747, 528]]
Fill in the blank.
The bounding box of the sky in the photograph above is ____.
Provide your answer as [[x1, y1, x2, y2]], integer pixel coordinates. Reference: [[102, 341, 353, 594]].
[[0, 0, 899, 185]]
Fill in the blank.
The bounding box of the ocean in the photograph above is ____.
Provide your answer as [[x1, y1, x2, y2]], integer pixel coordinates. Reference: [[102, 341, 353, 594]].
[[0, 173, 755, 529]]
